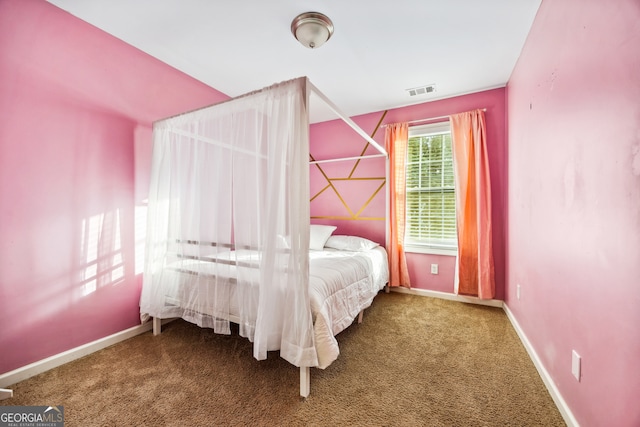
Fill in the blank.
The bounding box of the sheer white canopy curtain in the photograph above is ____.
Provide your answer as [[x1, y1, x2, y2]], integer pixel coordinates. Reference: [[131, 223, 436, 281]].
[[140, 78, 318, 368]]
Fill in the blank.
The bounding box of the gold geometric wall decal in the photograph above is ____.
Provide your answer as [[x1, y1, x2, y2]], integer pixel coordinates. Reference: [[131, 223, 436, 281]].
[[310, 183, 331, 202], [310, 111, 388, 221], [334, 179, 385, 218], [310, 184, 355, 218], [347, 113, 385, 178]]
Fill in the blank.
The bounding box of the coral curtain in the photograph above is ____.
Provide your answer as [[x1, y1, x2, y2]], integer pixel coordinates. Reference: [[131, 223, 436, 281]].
[[449, 110, 495, 299], [385, 123, 411, 288]]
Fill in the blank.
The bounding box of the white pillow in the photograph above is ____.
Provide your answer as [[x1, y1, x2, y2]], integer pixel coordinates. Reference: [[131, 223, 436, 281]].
[[309, 225, 337, 250], [324, 235, 379, 252]]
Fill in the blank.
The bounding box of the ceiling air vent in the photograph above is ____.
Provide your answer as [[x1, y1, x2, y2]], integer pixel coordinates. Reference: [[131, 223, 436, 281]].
[[406, 84, 436, 97]]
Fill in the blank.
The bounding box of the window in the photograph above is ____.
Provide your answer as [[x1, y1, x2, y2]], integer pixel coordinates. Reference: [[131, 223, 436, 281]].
[[405, 122, 457, 254]]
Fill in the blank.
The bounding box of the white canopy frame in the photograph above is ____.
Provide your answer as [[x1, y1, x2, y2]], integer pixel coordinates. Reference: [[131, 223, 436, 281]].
[[307, 79, 387, 159], [141, 77, 387, 398]]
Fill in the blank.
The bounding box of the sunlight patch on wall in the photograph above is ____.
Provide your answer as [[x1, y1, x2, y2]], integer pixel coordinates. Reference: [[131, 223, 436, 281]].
[[135, 204, 147, 275], [80, 210, 125, 297]]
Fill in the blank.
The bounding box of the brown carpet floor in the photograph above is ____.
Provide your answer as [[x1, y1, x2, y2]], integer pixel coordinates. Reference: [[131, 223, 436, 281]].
[[2, 292, 565, 426]]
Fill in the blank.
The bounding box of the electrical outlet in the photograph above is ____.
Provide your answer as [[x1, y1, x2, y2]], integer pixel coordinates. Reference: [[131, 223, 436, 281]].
[[430, 264, 438, 275], [572, 350, 581, 381], [517, 284, 521, 300]]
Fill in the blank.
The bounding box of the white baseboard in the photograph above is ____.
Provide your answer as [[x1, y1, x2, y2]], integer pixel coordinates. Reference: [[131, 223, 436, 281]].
[[503, 304, 579, 427], [389, 286, 504, 308], [0, 322, 153, 389]]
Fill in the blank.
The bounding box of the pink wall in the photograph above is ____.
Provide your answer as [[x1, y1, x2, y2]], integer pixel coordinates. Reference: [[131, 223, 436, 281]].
[[310, 89, 506, 298], [506, 0, 640, 425], [0, 0, 228, 375]]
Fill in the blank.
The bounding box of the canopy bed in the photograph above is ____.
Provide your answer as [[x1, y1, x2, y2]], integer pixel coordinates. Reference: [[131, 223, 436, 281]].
[[139, 77, 389, 397]]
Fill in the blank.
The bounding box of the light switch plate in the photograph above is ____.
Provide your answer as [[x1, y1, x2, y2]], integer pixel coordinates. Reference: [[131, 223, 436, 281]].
[[572, 350, 581, 381]]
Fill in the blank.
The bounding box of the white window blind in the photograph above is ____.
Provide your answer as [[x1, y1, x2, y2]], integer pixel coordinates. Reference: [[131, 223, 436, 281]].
[[405, 122, 457, 252]]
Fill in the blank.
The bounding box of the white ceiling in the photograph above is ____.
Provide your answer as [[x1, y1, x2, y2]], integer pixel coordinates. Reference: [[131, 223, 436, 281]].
[[46, 0, 541, 123]]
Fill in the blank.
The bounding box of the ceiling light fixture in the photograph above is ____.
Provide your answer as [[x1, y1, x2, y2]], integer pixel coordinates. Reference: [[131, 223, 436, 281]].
[[291, 12, 334, 49]]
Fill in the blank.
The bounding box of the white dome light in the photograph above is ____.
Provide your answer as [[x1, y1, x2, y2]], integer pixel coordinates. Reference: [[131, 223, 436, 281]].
[[291, 12, 334, 49]]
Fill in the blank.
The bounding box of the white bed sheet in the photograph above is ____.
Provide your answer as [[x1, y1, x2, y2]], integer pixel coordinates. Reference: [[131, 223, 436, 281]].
[[151, 246, 388, 369]]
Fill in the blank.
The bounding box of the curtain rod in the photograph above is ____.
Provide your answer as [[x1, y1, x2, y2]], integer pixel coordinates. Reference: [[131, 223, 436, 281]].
[[381, 108, 487, 128]]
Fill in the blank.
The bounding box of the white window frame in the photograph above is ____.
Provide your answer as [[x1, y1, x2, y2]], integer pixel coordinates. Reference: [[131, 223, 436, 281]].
[[404, 121, 457, 256]]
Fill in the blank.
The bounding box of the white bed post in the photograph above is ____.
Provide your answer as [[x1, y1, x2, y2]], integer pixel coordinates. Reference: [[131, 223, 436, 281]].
[[301, 78, 311, 400], [385, 146, 391, 294], [300, 366, 310, 398], [152, 317, 162, 336], [0, 389, 13, 400]]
